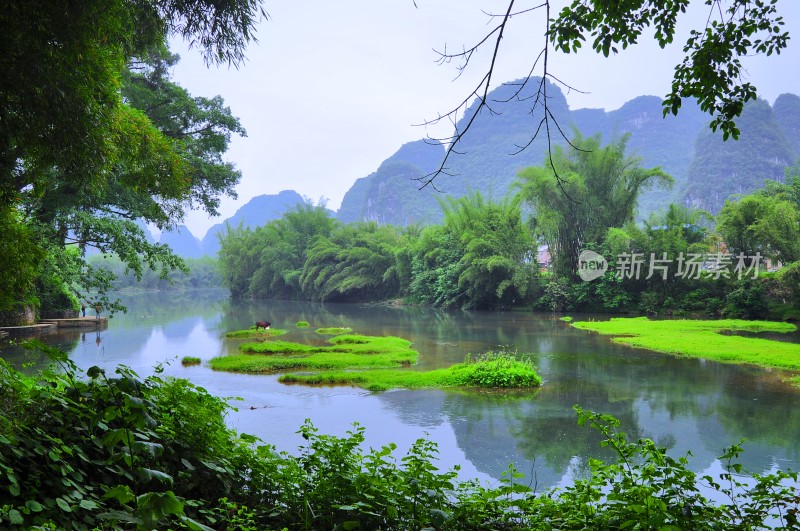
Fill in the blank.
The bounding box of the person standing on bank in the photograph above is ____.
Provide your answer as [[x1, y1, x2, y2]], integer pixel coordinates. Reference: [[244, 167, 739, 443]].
[[81, 303, 86, 317]]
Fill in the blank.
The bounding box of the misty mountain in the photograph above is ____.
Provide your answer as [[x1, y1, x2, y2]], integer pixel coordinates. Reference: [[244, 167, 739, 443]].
[[683, 98, 798, 213], [337, 140, 445, 225], [773, 93, 800, 156], [200, 190, 307, 256], [159, 224, 203, 259], [574, 95, 708, 214], [338, 78, 712, 225], [339, 79, 800, 225]]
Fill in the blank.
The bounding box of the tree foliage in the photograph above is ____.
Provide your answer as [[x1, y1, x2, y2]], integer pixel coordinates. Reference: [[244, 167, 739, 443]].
[[516, 133, 672, 277], [301, 223, 406, 302], [432, 193, 538, 309], [0, 1, 261, 316], [549, 0, 789, 141], [718, 170, 800, 264], [424, 0, 790, 185], [218, 193, 539, 309]]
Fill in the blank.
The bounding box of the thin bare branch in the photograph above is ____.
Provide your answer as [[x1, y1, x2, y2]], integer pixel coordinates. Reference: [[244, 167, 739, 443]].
[[416, 1, 517, 190], [417, 0, 587, 195]]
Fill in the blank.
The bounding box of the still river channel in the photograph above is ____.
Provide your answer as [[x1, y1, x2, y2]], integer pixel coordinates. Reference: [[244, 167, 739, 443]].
[[5, 289, 800, 490]]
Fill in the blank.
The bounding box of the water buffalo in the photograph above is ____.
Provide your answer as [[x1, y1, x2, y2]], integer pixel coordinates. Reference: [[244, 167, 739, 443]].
[[255, 321, 271, 330]]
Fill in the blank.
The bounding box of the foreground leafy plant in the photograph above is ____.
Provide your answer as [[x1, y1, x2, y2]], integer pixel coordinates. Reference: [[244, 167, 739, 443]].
[[1, 344, 797, 530]]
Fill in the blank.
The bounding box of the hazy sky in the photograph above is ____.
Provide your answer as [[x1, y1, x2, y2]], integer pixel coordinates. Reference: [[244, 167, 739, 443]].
[[172, 1, 800, 239]]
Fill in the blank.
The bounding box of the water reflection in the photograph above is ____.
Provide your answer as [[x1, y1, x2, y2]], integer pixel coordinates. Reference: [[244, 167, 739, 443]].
[[2, 290, 799, 489]]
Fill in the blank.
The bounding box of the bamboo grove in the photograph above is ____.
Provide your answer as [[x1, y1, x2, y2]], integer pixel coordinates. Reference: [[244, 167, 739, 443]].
[[218, 135, 800, 318]]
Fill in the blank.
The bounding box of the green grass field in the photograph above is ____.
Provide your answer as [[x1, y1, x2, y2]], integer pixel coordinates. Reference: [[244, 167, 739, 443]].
[[572, 317, 800, 370], [316, 327, 352, 335], [224, 328, 287, 339], [279, 353, 542, 392], [209, 334, 419, 373]]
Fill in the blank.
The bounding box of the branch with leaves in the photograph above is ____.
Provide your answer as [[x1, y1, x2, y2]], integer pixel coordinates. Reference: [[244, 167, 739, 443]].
[[420, 0, 789, 187]]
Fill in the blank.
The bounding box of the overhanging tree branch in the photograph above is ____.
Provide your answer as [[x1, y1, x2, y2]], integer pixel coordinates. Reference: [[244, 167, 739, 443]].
[[419, 0, 789, 189]]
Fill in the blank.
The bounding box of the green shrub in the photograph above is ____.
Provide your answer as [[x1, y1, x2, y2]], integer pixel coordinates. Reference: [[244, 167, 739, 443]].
[[454, 352, 542, 388], [723, 279, 769, 319], [296, 321, 310, 327]]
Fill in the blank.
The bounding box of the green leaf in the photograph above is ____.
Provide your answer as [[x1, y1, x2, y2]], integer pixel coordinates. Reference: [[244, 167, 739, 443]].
[[137, 491, 183, 515], [103, 485, 135, 504], [137, 468, 174, 485], [97, 509, 142, 524], [25, 500, 44, 512], [56, 497, 72, 512], [181, 515, 216, 531], [79, 499, 99, 510]]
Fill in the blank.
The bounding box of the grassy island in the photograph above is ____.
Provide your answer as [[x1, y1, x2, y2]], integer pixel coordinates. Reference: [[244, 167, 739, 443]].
[[225, 328, 287, 339], [209, 334, 419, 373], [280, 352, 542, 391], [210, 329, 542, 391], [316, 327, 352, 335], [572, 317, 800, 370]]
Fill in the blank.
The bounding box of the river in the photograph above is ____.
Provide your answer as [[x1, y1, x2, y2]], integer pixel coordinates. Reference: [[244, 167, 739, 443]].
[[4, 289, 800, 490]]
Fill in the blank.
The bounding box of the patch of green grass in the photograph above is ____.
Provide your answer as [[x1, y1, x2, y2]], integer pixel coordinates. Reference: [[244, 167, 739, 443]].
[[572, 317, 800, 370], [296, 321, 310, 327], [316, 327, 352, 335], [209, 334, 418, 373], [559, 316, 573, 322], [225, 328, 286, 339], [279, 352, 542, 392], [181, 356, 201, 366]]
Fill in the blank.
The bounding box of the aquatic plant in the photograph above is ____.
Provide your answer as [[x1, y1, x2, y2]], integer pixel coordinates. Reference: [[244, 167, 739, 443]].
[[572, 317, 800, 370], [181, 356, 201, 366], [225, 328, 286, 339], [280, 351, 542, 392], [210, 334, 418, 372], [296, 321, 310, 327], [316, 327, 352, 335]]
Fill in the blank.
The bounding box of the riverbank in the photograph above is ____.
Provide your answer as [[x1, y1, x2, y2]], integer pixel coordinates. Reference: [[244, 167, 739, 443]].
[[571, 317, 800, 371], [0, 316, 108, 337], [1, 356, 795, 530]]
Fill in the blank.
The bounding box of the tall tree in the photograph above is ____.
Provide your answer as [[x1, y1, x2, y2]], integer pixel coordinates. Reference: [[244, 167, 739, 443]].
[[516, 133, 672, 277], [410, 192, 538, 309], [300, 223, 405, 302], [0, 0, 263, 313], [718, 191, 800, 264], [219, 204, 336, 300]]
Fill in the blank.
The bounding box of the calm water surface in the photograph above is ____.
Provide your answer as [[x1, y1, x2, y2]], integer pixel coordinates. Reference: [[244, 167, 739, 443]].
[[4, 290, 800, 488]]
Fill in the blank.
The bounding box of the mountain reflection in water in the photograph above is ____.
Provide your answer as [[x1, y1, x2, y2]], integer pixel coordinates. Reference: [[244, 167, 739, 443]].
[[3, 290, 799, 488]]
